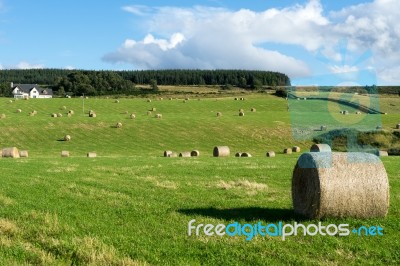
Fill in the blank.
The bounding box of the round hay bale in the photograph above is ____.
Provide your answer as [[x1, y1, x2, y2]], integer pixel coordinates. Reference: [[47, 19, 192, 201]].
[[266, 151, 275, 157], [67, 113, 72, 117], [292, 146, 301, 153], [64, 135, 71, 141], [310, 144, 331, 152], [2, 147, 19, 158], [168, 152, 178, 157], [8, 100, 13, 103], [147, 111, 152, 116], [251, 108, 256, 112], [29, 112, 35, 116], [16, 109, 22, 113], [241, 152, 252, 157], [378, 150, 388, 157], [216, 112, 222, 117], [169, 97, 173, 100], [116, 122, 123, 128], [191, 150, 200, 157], [115, 100, 120, 103], [235, 152, 242, 157], [51, 113, 57, 118], [147, 99, 152, 103], [155, 114, 162, 119], [284, 148, 292, 154], [87, 152, 97, 158], [0, 114, 6, 119], [239, 111, 245, 117], [179, 151, 191, 158], [185, 97, 190, 101], [355, 111, 361, 115], [90, 113, 97, 118], [123, 111, 129, 114], [320, 125, 327, 131], [234, 97, 238, 100], [32, 110, 38, 115], [57, 113, 63, 117], [292, 152, 389, 219], [239, 108, 244, 112], [19, 150, 29, 158], [68, 110, 74, 115], [343, 110, 349, 115], [88, 110, 94, 115], [213, 146, 230, 157], [240, 97, 245, 101], [61, 151, 70, 157], [130, 113, 136, 119], [396, 124, 400, 129], [151, 107, 156, 112], [164, 150, 173, 157], [159, 97, 163, 101]]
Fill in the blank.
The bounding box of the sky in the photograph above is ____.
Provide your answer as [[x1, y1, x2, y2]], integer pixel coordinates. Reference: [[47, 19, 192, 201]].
[[0, 0, 399, 85]]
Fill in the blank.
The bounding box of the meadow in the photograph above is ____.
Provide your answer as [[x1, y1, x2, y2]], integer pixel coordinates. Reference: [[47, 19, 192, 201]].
[[0, 92, 399, 265]]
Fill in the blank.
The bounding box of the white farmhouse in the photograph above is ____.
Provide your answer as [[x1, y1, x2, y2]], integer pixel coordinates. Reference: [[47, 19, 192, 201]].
[[11, 82, 53, 99]]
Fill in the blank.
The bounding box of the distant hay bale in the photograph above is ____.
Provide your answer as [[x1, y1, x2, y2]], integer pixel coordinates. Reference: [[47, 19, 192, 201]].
[[16, 109, 22, 113], [168, 152, 178, 157], [356, 111, 361, 115], [88, 110, 94, 115], [151, 107, 156, 112], [2, 147, 19, 158], [29, 112, 35, 116], [85, 96, 89, 99], [87, 152, 97, 158], [130, 113, 136, 119], [0, 114, 6, 119], [68, 110, 74, 115], [239, 108, 244, 112], [379, 150, 389, 157], [292, 152, 389, 219], [179, 151, 191, 157], [164, 150, 173, 157], [64, 135, 71, 141], [216, 112, 222, 117], [343, 110, 349, 115], [19, 150, 29, 158], [159, 97, 163, 101], [191, 150, 200, 157], [51, 113, 57, 118], [266, 151, 275, 157], [234, 97, 238, 100], [67, 113, 72, 117], [396, 124, 400, 129], [90, 113, 97, 118], [239, 111, 245, 117], [241, 152, 252, 157], [155, 114, 162, 119], [251, 108, 256, 112], [147, 99, 152, 102], [115, 100, 120, 103], [8, 100, 13, 103], [147, 111, 152, 116], [240, 97, 245, 101], [185, 97, 190, 101], [292, 146, 301, 153], [310, 143, 331, 152], [61, 151, 70, 157], [32, 110, 38, 115], [169, 98, 173, 100], [235, 152, 242, 157], [57, 113, 63, 117], [284, 148, 292, 154], [213, 146, 230, 157], [116, 122, 123, 128], [320, 125, 327, 131]]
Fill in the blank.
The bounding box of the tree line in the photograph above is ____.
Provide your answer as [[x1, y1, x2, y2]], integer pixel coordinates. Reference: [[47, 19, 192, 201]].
[[0, 69, 291, 96]]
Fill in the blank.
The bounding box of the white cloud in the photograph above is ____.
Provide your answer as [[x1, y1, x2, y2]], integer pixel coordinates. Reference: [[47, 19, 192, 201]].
[[104, 0, 400, 84], [15, 61, 45, 69], [0, 63, 3, 69], [64, 65, 75, 70]]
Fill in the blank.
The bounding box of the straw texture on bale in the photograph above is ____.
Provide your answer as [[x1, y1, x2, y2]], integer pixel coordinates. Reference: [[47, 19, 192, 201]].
[[284, 148, 292, 154], [235, 152, 242, 157], [19, 150, 29, 158], [87, 152, 97, 158], [64, 135, 71, 141], [61, 151, 70, 157], [310, 144, 331, 152], [179, 151, 191, 158], [379, 151, 388, 157], [191, 150, 200, 157], [239, 111, 245, 117], [292, 152, 390, 219], [2, 147, 19, 158], [292, 146, 301, 153], [164, 150, 173, 157], [266, 151, 275, 157], [61, 106, 67, 110], [213, 146, 230, 157], [241, 152, 252, 157]]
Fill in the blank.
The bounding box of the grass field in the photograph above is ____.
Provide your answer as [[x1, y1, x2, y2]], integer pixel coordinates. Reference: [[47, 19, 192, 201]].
[[0, 93, 399, 265]]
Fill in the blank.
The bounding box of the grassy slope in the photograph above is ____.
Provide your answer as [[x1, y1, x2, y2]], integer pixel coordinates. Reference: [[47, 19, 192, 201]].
[[0, 94, 399, 265]]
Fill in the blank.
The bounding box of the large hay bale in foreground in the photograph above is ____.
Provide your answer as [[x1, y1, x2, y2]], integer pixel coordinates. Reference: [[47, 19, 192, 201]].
[[310, 144, 331, 152], [179, 151, 191, 158], [19, 150, 29, 158], [292, 152, 389, 219], [284, 148, 292, 154], [266, 151, 275, 157], [164, 150, 173, 157], [191, 150, 200, 157], [87, 152, 97, 158], [213, 146, 230, 157], [61, 151, 70, 157], [2, 147, 19, 158], [292, 146, 301, 153], [64, 135, 71, 141]]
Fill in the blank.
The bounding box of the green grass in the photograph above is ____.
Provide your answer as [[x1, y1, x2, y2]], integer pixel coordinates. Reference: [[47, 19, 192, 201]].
[[0, 94, 399, 265]]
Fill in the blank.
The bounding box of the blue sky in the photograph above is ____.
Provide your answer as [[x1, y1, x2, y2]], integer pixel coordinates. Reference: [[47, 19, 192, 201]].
[[0, 0, 399, 85]]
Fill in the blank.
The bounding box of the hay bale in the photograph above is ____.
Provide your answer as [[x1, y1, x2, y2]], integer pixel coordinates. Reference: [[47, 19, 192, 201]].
[[251, 108, 256, 112], [239, 111, 245, 117], [16, 109, 22, 113], [235, 152, 242, 157], [61, 106, 67, 110], [164, 150, 173, 157], [213, 146, 230, 157], [151, 107, 156, 112], [147, 111, 152, 116], [67, 113, 72, 117], [292, 146, 301, 153], [68, 110, 74, 115], [169, 98, 173, 100], [57, 113, 63, 117], [168, 152, 178, 157], [284, 148, 292, 154], [396, 124, 400, 129], [185, 97, 190, 101], [19, 150, 29, 158], [155, 114, 162, 119], [64, 135, 71, 141], [238, 108, 244, 112], [241, 152, 252, 157], [378, 150, 388, 157], [266, 151, 275, 157], [61, 151, 70, 157], [51, 113, 57, 118], [343, 110, 349, 115], [179, 151, 191, 157], [310, 144, 331, 152], [87, 152, 97, 158], [292, 152, 389, 219], [147, 99, 152, 102], [234, 97, 238, 100], [32, 110, 38, 115], [116, 122, 123, 128], [240, 97, 245, 101], [0, 114, 6, 119], [130, 113, 136, 119], [88, 110, 94, 115], [320, 125, 327, 131], [90, 113, 97, 118], [8, 100, 13, 103], [115, 100, 120, 103], [356, 111, 361, 115], [191, 150, 200, 157], [29, 112, 35, 116], [2, 147, 19, 158], [216, 112, 222, 117]]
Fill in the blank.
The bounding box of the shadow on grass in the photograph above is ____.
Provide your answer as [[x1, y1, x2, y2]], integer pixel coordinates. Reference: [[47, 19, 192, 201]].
[[178, 207, 304, 222]]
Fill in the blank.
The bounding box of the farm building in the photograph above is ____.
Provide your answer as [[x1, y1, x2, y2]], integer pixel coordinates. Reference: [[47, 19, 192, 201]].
[[11, 82, 53, 99]]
